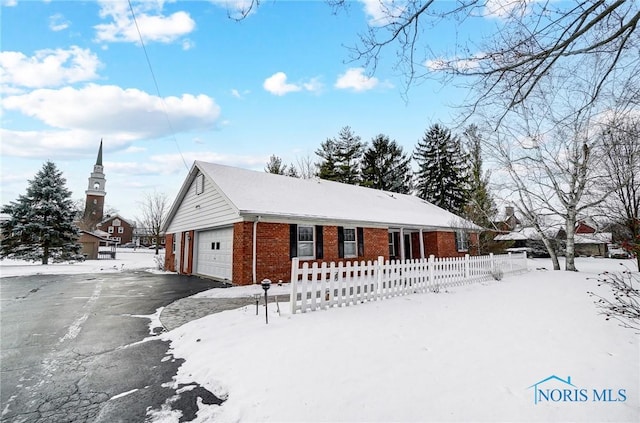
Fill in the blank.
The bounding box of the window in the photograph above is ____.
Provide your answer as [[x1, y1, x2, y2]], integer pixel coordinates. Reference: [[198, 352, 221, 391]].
[[388, 232, 396, 257], [211, 242, 221, 250], [93, 199, 97, 205], [343, 228, 357, 257], [113, 219, 121, 226], [297, 226, 314, 259], [93, 182, 100, 189], [118, 227, 124, 234], [195, 174, 205, 195], [455, 230, 469, 252], [108, 226, 114, 233]]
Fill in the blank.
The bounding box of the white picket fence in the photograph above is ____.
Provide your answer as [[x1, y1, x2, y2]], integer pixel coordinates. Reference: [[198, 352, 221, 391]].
[[290, 252, 528, 314]]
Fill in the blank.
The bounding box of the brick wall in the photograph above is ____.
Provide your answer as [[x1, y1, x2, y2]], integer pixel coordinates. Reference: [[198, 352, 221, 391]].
[[165, 233, 175, 271], [232, 223, 390, 285], [423, 231, 479, 258]]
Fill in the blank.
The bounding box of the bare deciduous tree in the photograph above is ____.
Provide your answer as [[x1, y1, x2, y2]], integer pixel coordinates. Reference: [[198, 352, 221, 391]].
[[588, 270, 640, 332], [137, 191, 169, 255]]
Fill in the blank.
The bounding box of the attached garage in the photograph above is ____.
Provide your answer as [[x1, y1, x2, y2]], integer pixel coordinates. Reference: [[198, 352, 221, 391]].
[[196, 227, 233, 280]]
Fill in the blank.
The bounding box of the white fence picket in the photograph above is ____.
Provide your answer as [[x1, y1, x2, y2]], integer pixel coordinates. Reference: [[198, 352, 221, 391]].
[[289, 252, 528, 314]]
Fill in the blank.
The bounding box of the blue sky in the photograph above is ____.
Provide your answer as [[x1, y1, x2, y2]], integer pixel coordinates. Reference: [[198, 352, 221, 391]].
[[1, 0, 499, 220]]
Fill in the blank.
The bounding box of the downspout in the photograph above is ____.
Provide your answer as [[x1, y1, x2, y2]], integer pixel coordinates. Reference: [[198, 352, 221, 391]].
[[399, 227, 405, 261], [252, 216, 260, 284], [419, 228, 425, 259]]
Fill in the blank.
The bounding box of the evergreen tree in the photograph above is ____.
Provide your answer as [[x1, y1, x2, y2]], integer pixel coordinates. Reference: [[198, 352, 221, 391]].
[[1, 161, 81, 264], [316, 138, 340, 181], [265, 155, 287, 174], [414, 124, 470, 214], [462, 124, 497, 227], [316, 126, 365, 184], [361, 134, 413, 193]]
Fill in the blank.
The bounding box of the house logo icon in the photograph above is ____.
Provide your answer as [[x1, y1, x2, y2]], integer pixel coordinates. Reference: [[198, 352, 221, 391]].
[[528, 375, 577, 404], [527, 375, 627, 404]]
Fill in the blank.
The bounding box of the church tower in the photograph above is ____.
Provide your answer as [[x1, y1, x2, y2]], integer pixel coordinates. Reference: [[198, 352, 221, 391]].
[[84, 140, 107, 225]]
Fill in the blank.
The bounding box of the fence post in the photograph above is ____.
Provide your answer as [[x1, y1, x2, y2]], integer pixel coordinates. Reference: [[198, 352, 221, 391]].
[[489, 252, 494, 273], [428, 254, 435, 289], [508, 252, 513, 273], [290, 257, 299, 314], [464, 254, 470, 279], [376, 256, 384, 299], [522, 251, 528, 270]]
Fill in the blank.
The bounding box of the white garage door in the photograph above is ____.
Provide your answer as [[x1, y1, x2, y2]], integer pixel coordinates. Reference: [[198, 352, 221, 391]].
[[196, 227, 233, 280]]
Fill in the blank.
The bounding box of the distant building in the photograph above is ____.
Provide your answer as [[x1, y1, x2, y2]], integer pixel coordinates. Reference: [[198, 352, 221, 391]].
[[96, 214, 135, 245], [83, 140, 107, 228]]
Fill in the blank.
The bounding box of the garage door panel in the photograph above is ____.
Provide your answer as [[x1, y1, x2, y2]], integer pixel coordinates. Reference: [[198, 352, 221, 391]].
[[196, 227, 233, 280]]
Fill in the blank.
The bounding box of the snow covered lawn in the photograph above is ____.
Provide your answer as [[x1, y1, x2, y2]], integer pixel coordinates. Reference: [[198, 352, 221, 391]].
[[159, 258, 639, 422], [0, 249, 163, 278]]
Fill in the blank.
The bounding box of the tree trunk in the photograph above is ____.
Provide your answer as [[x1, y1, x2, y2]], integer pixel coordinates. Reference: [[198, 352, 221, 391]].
[[541, 237, 561, 270], [565, 211, 577, 271], [42, 244, 49, 265]]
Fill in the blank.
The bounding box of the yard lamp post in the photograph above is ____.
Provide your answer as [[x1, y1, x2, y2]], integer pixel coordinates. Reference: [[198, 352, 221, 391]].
[[261, 279, 271, 324], [253, 293, 261, 315]]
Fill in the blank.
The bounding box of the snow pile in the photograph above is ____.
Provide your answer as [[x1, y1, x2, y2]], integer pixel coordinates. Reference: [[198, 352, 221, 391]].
[[157, 258, 639, 422], [0, 249, 163, 278]]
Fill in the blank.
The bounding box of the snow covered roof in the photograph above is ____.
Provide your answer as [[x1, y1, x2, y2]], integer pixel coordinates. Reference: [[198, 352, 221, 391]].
[[574, 233, 612, 244], [494, 226, 554, 241], [169, 161, 480, 231]]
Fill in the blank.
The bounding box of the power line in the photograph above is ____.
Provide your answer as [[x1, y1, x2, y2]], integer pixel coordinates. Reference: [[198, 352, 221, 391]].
[[127, 0, 189, 170]]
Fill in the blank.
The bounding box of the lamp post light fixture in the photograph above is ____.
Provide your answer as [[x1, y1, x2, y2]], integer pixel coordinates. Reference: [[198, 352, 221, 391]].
[[261, 279, 271, 324], [252, 293, 261, 315]]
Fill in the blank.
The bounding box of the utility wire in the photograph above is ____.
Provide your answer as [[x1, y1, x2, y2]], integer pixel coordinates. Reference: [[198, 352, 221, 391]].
[[127, 0, 189, 170]]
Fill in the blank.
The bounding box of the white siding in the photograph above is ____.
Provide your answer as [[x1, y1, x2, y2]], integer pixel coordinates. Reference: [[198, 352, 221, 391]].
[[166, 171, 240, 233]]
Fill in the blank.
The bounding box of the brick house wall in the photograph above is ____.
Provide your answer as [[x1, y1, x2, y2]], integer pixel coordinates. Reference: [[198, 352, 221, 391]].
[[165, 233, 175, 271], [423, 231, 478, 258], [232, 223, 391, 285]]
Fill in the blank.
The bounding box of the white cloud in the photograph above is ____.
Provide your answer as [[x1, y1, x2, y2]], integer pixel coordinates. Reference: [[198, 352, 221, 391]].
[[359, 0, 406, 26], [483, 0, 533, 19], [1, 0, 17, 6], [425, 54, 484, 72], [334, 68, 380, 92], [49, 13, 70, 32], [95, 0, 195, 44], [263, 73, 323, 96], [1, 84, 221, 158], [231, 88, 250, 99], [0, 46, 101, 89], [263, 72, 302, 96], [209, 0, 258, 20]]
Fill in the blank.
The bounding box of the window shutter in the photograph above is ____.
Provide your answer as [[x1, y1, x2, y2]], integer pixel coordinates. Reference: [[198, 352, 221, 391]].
[[337, 226, 344, 258], [289, 224, 298, 259], [357, 227, 364, 257], [315, 226, 323, 259]]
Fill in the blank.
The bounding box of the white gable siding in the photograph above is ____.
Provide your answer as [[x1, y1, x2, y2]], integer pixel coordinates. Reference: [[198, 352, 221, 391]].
[[166, 172, 240, 233]]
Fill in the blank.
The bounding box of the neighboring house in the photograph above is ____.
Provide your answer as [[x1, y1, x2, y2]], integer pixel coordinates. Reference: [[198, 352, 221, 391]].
[[573, 233, 612, 257], [494, 227, 559, 257], [493, 206, 521, 232], [96, 214, 135, 245], [134, 227, 165, 247], [78, 230, 118, 260], [163, 161, 481, 285]]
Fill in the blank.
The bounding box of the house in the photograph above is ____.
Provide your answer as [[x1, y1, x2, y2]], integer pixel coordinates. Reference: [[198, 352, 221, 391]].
[[78, 230, 118, 260], [96, 214, 135, 245], [493, 206, 521, 232], [162, 162, 481, 285]]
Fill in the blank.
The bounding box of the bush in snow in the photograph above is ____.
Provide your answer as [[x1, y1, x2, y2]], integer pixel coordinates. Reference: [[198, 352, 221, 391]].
[[491, 268, 504, 281], [588, 269, 640, 332], [153, 254, 165, 271]]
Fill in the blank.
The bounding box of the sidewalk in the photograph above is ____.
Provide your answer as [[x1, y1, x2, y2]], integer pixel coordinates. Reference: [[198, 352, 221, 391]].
[[159, 295, 290, 331]]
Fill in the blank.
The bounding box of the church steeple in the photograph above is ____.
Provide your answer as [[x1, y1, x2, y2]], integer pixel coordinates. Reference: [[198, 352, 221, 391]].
[[96, 139, 103, 166], [84, 140, 107, 226]]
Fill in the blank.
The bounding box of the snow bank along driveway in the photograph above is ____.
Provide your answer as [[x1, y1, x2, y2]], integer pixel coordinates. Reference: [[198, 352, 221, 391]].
[[157, 258, 639, 422]]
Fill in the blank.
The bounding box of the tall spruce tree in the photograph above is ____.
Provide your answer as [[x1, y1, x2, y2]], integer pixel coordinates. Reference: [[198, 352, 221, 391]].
[[1, 161, 81, 264], [361, 134, 413, 193], [414, 124, 470, 214], [316, 126, 365, 184], [462, 124, 497, 227]]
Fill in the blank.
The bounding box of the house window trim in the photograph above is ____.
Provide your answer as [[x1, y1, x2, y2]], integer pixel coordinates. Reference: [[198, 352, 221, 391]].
[[118, 226, 124, 234], [455, 230, 469, 252], [108, 226, 114, 234], [343, 227, 357, 258], [297, 225, 315, 260]]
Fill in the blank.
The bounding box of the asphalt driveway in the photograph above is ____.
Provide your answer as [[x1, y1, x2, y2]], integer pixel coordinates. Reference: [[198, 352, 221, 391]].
[[0, 270, 226, 423]]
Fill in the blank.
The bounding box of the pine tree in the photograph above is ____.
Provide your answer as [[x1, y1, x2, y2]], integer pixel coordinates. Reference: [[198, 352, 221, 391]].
[[265, 155, 287, 174], [462, 124, 497, 227], [316, 126, 365, 184], [414, 124, 470, 214], [1, 161, 81, 264], [361, 134, 413, 193], [461, 124, 498, 253]]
